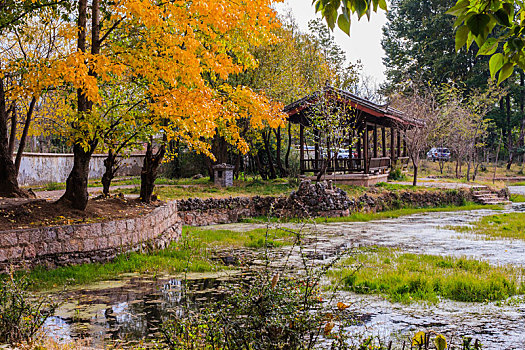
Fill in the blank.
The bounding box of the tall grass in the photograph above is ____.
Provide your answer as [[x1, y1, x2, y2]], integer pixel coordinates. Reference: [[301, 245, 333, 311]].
[[21, 226, 295, 291], [330, 247, 525, 303], [459, 212, 525, 240]]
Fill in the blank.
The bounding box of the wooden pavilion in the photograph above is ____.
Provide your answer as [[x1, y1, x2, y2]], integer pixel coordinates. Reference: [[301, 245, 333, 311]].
[[284, 86, 413, 185]]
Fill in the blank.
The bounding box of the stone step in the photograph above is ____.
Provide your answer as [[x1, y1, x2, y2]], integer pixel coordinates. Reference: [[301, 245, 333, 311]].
[[482, 200, 511, 205], [472, 191, 491, 195]]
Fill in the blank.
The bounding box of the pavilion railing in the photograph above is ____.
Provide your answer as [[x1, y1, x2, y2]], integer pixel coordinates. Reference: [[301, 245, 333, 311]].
[[301, 157, 394, 175], [301, 158, 365, 174]]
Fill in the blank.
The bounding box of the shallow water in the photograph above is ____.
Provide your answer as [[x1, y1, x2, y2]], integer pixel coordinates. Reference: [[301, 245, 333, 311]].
[[45, 201, 525, 348]]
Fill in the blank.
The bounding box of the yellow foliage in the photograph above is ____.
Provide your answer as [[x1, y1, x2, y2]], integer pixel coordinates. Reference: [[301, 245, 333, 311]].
[[1, 0, 287, 157]]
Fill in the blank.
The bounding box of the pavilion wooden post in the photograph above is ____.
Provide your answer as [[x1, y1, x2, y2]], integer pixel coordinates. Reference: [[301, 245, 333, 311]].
[[314, 128, 320, 173], [373, 124, 378, 158], [299, 124, 304, 174], [403, 139, 407, 157], [364, 124, 369, 173], [382, 127, 386, 157], [357, 129, 362, 171], [397, 130, 401, 158], [348, 130, 353, 171], [391, 127, 396, 164]]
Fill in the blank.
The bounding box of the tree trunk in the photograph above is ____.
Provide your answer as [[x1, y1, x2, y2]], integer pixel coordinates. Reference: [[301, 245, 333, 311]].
[[234, 153, 241, 180], [262, 131, 277, 179], [61, 0, 99, 210], [253, 152, 268, 180], [285, 122, 292, 170], [140, 142, 165, 203], [14, 96, 36, 175], [60, 143, 95, 209], [506, 94, 514, 170], [412, 162, 418, 186], [273, 127, 287, 177], [0, 78, 28, 198], [102, 149, 117, 196], [519, 69, 525, 166], [8, 104, 16, 156]]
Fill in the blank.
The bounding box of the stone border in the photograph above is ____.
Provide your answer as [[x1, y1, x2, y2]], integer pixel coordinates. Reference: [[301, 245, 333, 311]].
[[0, 201, 181, 269], [0, 185, 478, 270]]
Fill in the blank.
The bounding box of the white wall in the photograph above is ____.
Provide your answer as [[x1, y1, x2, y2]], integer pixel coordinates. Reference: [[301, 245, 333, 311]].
[[17, 153, 144, 186]]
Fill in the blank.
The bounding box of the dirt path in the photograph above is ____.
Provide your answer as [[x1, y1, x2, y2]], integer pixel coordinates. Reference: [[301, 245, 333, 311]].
[[35, 184, 139, 201]]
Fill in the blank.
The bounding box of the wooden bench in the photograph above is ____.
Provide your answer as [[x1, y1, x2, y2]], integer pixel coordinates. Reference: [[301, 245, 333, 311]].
[[369, 157, 391, 174]]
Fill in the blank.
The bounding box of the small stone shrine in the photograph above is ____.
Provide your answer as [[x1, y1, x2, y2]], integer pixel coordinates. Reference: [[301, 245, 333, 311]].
[[213, 163, 234, 187]]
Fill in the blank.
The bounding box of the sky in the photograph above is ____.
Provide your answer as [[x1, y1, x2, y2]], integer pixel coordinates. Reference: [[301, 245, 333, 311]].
[[274, 0, 388, 85]]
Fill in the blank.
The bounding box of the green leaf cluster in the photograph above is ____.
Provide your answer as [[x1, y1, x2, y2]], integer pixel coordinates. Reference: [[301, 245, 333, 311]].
[[448, 0, 525, 84], [313, 0, 387, 35]]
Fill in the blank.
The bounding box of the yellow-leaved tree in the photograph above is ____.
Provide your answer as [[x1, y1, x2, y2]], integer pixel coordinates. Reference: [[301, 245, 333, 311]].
[[56, 0, 286, 208]]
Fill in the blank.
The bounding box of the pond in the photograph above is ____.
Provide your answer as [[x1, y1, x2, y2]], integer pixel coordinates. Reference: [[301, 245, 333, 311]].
[[45, 202, 525, 349]]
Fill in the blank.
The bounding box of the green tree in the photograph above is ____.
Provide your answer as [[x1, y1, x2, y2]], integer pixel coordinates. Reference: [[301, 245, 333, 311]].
[[381, 0, 489, 93]]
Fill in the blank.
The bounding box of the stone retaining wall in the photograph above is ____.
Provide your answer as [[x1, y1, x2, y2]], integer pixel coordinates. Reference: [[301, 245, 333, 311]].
[[0, 201, 181, 270], [177, 182, 475, 227], [0, 181, 477, 270]]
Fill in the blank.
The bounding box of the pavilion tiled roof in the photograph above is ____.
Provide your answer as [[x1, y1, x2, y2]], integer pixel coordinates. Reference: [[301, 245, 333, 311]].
[[284, 86, 416, 126]]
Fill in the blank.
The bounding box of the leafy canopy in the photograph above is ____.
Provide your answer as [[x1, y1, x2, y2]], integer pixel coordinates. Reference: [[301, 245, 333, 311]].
[[313, 0, 387, 35], [448, 0, 525, 83]]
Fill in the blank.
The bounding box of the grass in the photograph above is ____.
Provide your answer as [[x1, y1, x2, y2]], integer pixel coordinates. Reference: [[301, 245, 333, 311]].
[[26, 242, 215, 291], [313, 203, 502, 223], [510, 193, 525, 202], [183, 226, 295, 248], [240, 203, 503, 224], [456, 212, 525, 240], [329, 247, 525, 303], [119, 178, 296, 200], [21, 225, 294, 291], [416, 159, 525, 182]]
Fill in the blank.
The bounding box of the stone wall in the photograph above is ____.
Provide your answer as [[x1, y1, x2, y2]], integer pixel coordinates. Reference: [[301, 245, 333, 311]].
[[17, 153, 144, 186], [177, 181, 475, 227], [0, 181, 477, 270], [0, 201, 181, 270]]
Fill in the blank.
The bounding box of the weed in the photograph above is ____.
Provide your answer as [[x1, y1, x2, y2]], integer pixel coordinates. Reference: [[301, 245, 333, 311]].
[[0, 269, 59, 344]]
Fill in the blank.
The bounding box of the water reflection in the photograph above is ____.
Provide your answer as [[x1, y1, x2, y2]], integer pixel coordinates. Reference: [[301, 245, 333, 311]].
[[45, 274, 225, 347]]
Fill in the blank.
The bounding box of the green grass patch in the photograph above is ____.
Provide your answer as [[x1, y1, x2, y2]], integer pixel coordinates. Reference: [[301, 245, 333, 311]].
[[458, 212, 525, 240], [25, 241, 216, 291], [241, 203, 503, 224], [510, 194, 525, 203], [119, 178, 296, 200], [313, 203, 502, 223], [44, 182, 64, 191], [183, 226, 294, 248], [330, 247, 525, 303], [374, 182, 419, 191], [21, 225, 292, 291]]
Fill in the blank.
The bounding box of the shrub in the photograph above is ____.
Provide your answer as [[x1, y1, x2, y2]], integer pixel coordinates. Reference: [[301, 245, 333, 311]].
[[0, 269, 59, 344], [388, 167, 406, 181]]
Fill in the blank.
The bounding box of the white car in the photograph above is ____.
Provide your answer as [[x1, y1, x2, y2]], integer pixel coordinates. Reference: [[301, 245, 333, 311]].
[[336, 149, 350, 159]]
